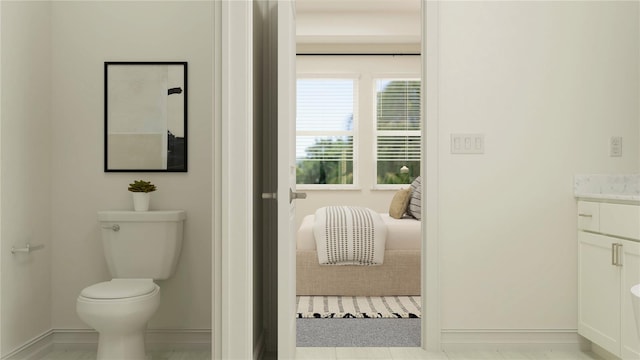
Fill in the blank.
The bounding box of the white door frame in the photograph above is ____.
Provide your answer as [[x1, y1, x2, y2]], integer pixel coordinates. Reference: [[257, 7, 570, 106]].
[[423, 0, 441, 351], [214, 0, 442, 356], [214, 0, 255, 359]]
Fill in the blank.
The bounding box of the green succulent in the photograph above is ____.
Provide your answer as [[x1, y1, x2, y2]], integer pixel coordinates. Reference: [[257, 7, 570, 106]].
[[128, 180, 157, 193]]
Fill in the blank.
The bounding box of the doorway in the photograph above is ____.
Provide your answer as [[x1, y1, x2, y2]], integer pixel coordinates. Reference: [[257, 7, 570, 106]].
[[291, 0, 427, 350], [213, 0, 439, 357]]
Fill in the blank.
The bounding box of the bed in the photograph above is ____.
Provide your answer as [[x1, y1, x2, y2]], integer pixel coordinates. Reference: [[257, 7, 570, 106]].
[[296, 213, 421, 296]]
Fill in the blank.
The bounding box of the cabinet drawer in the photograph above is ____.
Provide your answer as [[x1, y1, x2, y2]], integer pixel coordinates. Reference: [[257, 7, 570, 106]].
[[601, 203, 640, 240], [578, 201, 600, 232]]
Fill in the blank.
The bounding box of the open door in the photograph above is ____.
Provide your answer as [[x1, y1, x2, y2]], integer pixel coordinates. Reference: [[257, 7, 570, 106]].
[[277, 0, 299, 358]]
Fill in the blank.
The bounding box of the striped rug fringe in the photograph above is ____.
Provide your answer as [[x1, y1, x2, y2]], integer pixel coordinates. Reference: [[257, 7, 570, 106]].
[[296, 295, 421, 319]]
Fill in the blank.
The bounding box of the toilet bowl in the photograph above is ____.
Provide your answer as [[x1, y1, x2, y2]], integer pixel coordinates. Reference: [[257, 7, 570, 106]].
[[77, 210, 185, 360], [77, 279, 160, 360], [632, 284, 640, 336]]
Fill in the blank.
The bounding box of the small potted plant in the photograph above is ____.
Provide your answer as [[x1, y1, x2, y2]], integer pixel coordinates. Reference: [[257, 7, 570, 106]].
[[128, 180, 157, 211]]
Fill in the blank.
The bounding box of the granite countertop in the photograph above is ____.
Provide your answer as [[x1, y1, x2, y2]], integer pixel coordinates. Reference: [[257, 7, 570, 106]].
[[574, 174, 640, 203]]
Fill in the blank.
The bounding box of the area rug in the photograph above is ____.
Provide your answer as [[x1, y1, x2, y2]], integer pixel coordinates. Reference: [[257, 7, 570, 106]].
[[296, 295, 421, 319], [297, 318, 421, 347]]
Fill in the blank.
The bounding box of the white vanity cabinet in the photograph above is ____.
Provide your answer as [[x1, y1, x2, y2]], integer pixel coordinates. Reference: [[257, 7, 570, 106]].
[[621, 241, 640, 359], [577, 200, 640, 359]]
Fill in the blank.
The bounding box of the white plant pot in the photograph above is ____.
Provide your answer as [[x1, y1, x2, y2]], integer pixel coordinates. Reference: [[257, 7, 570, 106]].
[[132, 193, 151, 211]]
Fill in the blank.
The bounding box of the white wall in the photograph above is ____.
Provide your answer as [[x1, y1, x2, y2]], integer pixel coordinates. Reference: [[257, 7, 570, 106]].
[[295, 55, 421, 228], [0, 0, 53, 355], [436, 1, 639, 332], [50, 1, 213, 330]]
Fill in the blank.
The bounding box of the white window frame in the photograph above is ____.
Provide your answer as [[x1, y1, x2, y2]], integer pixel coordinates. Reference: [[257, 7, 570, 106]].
[[372, 75, 422, 190], [295, 74, 360, 190]]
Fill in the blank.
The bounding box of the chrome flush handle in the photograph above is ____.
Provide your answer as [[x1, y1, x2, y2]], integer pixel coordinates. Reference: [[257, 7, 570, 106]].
[[289, 188, 307, 203], [102, 224, 120, 232]]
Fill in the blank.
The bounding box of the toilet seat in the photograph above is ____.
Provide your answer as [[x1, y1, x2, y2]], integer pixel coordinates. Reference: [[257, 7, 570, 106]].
[[81, 279, 156, 300]]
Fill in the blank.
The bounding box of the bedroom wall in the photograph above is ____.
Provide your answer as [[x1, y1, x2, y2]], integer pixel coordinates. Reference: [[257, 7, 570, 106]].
[[295, 55, 421, 228], [436, 0, 639, 333], [296, 6, 420, 53], [0, 1, 53, 355], [50, 1, 213, 330]]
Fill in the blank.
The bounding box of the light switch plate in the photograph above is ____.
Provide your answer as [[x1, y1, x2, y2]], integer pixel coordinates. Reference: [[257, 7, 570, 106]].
[[451, 134, 484, 154], [610, 136, 622, 157]]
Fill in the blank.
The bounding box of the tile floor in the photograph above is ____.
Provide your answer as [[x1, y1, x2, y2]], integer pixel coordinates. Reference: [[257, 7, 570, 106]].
[[295, 347, 603, 360], [40, 347, 602, 360], [40, 349, 211, 360]]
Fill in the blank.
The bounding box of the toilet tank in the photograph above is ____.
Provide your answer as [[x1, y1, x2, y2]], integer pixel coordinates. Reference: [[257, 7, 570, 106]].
[[98, 210, 186, 280]]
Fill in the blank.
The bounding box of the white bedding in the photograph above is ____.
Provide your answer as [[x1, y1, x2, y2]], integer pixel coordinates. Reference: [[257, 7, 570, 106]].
[[297, 213, 421, 251]]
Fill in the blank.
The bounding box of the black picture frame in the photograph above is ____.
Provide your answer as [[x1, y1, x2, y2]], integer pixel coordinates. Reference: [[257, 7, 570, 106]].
[[104, 61, 188, 172]]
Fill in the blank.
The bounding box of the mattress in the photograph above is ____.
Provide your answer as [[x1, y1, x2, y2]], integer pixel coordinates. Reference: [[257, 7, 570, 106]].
[[296, 213, 421, 251]]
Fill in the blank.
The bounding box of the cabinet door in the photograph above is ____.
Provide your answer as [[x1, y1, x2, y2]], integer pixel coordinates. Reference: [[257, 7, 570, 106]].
[[578, 232, 621, 356], [621, 239, 640, 360]]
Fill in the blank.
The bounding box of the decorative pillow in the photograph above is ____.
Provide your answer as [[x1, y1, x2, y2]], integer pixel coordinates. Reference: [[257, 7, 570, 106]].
[[407, 176, 422, 220], [388, 187, 411, 219]]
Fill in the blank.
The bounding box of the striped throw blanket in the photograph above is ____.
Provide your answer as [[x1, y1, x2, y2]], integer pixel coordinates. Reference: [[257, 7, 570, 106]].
[[313, 206, 387, 265]]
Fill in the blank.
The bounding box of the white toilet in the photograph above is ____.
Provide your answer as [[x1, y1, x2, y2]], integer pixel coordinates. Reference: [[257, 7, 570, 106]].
[[77, 210, 186, 360]]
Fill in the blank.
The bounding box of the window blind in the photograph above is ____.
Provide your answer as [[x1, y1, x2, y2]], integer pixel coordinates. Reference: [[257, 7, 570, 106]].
[[375, 79, 421, 184], [296, 78, 356, 185], [376, 80, 421, 132], [297, 79, 355, 132]]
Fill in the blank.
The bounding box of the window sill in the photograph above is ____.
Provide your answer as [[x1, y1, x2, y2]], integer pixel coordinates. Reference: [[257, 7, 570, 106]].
[[371, 185, 411, 191], [296, 186, 362, 191]]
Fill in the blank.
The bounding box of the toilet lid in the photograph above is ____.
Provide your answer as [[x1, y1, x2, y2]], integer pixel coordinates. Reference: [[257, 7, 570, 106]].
[[81, 279, 156, 300]]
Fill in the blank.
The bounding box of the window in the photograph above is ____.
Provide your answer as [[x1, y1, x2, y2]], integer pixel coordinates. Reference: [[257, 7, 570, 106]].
[[296, 78, 357, 187], [375, 79, 421, 185]]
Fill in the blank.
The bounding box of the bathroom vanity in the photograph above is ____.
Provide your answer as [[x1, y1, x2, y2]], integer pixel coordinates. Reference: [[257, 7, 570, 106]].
[[575, 175, 640, 359]]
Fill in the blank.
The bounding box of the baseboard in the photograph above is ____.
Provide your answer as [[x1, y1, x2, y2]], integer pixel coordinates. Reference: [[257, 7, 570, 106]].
[[51, 329, 98, 349], [591, 343, 619, 360], [4, 328, 211, 359], [3, 330, 54, 360], [54, 328, 211, 350], [441, 329, 588, 352]]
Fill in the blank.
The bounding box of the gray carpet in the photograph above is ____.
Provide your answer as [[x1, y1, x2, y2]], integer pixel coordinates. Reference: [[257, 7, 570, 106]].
[[296, 318, 421, 347]]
